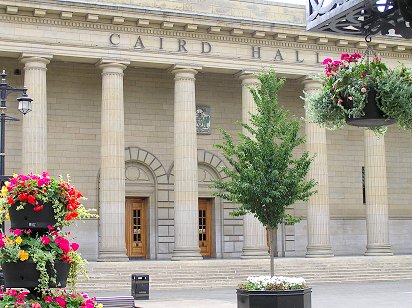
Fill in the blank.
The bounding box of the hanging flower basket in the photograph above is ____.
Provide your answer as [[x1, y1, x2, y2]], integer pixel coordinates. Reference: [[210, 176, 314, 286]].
[[0, 171, 99, 308], [9, 201, 57, 230], [304, 52, 412, 135], [0, 228, 84, 290], [0, 172, 97, 229], [343, 89, 396, 127], [2, 260, 70, 289]]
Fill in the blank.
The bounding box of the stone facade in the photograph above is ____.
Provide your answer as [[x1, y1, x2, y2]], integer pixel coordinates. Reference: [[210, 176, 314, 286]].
[[0, 0, 411, 261]]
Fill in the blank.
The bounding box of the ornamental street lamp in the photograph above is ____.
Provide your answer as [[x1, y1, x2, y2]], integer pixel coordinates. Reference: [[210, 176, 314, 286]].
[[0, 70, 33, 182]]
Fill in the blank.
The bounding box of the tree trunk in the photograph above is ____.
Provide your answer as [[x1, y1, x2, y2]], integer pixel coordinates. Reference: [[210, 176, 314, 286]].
[[269, 227, 277, 277]]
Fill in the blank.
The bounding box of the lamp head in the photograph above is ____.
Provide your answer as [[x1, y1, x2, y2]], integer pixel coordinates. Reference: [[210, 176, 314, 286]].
[[17, 90, 33, 115]]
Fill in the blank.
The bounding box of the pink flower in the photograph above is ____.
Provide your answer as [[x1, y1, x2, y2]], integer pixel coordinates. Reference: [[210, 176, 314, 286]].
[[37, 177, 50, 186], [350, 53, 362, 62], [40, 236, 50, 245], [13, 229, 22, 236], [55, 237, 71, 254], [71, 242, 79, 251], [44, 296, 53, 303], [332, 60, 342, 67], [361, 87, 367, 93], [55, 296, 66, 307], [322, 57, 332, 65], [340, 53, 350, 61], [348, 96, 353, 100]]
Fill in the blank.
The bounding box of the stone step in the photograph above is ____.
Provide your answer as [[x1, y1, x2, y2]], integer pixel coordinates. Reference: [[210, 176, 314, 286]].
[[75, 256, 412, 292]]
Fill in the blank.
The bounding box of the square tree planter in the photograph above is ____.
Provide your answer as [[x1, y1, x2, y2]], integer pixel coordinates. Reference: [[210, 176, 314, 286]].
[[237, 288, 311, 308]]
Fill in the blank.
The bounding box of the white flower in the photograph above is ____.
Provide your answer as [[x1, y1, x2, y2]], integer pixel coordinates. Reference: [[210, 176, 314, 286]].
[[245, 275, 306, 290]]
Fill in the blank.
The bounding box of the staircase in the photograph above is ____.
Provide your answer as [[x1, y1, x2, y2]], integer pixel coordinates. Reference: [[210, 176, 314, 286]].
[[77, 255, 412, 293]]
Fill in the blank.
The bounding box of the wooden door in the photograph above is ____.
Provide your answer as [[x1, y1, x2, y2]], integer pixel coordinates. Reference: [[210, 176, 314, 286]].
[[125, 198, 146, 258], [198, 198, 212, 257]]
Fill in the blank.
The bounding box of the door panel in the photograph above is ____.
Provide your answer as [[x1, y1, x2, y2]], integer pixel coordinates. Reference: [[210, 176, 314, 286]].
[[198, 198, 212, 257], [126, 198, 146, 258]]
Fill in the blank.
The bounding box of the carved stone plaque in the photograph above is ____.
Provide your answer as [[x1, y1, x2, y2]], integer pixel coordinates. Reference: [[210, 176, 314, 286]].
[[196, 106, 211, 135]]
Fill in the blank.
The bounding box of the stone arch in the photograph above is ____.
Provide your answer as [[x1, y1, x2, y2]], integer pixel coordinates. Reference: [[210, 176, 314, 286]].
[[167, 149, 227, 184], [125, 147, 168, 184]]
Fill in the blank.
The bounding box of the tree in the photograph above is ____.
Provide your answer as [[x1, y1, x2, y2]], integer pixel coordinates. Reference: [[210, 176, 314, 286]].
[[211, 70, 316, 276]]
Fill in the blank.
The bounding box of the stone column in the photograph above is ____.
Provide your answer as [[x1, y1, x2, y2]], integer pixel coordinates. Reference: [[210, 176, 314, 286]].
[[171, 67, 202, 260], [364, 130, 393, 255], [239, 72, 269, 259], [20, 55, 52, 174], [97, 60, 129, 261], [303, 78, 334, 257]]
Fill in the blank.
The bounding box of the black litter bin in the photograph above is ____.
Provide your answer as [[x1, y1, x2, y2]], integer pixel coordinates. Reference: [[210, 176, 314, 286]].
[[131, 273, 149, 300]]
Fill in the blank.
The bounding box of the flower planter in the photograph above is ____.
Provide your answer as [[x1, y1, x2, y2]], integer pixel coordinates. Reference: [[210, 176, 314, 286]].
[[9, 201, 57, 230], [237, 288, 312, 308], [343, 89, 396, 127], [2, 260, 70, 288]]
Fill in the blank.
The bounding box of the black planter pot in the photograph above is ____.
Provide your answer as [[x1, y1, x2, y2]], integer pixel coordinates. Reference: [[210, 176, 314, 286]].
[[2, 260, 70, 289], [344, 89, 396, 127], [237, 288, 312, 308], [9, 201, 57, 230]]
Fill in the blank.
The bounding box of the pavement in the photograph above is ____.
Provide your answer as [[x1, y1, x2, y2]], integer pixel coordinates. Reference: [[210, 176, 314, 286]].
[[90, 280, 412, 308]]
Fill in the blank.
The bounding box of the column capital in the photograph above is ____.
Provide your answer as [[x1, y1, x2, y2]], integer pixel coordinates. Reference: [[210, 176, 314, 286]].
[[97, 59, 129, 74], [170, 65, 200, 79], [236, 71, 261, 87], [20, 54, 52, 69], [302, 77, 322, 92]]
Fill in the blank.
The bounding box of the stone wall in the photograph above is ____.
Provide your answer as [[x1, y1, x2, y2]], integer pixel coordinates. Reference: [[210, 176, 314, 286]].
[[2, 54, 412, 260]]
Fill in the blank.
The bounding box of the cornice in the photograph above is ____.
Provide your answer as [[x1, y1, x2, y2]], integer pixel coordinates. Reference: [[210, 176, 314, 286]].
[[0, 13, 411, 61]]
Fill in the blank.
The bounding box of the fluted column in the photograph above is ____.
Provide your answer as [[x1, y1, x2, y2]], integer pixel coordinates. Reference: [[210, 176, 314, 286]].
[[97, 60, 129, 261], [303, 78, 334, 257], [364, 130, 393, 255], [20, 55, 52, 174], [239, 72, 269, 259], [171, 67, 202, 260]]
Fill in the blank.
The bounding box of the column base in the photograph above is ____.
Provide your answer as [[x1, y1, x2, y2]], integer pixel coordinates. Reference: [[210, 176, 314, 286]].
[[306, 245, 334, 258], [241, 247, 269, 259], [171, 247, 203, 261], [365, 244, 393, 256], [97, 250, 129, 262]]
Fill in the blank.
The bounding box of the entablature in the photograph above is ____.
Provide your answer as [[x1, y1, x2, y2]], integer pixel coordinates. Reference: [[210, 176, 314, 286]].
[[0, 0, 411, 54]]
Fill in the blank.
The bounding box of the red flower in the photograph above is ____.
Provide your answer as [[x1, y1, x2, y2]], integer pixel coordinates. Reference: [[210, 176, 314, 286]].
[[33, 205, 44, 212], [7, 196, 15, 205], [27, 195, 36, 205], [18, 193, 28, 201], [61, 254, 72, 263], [64, 212, 79, 221]]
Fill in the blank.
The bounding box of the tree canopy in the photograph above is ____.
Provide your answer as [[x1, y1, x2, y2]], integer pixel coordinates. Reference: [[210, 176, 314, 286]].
[[212, 70, 316, 230]]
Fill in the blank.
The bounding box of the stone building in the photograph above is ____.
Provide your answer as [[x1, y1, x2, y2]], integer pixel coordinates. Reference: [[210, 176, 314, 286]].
[[0, 0, 411, 261]]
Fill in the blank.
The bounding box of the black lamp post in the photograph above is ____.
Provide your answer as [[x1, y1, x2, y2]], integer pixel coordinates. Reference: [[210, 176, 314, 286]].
[[0, 70, 32, 182]]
